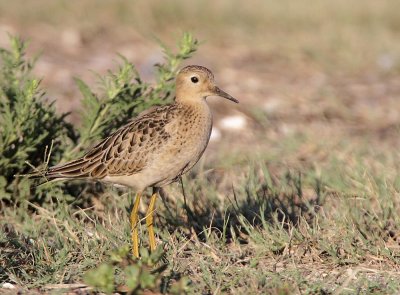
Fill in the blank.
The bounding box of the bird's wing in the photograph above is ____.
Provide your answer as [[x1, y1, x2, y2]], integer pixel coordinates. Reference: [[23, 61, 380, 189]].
[[46, 104, 178, 180]]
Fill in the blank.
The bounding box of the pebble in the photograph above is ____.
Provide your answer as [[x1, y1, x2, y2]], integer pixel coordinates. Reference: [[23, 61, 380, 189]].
[[219, 115, 246, 131], [2, 283, 16, 289]]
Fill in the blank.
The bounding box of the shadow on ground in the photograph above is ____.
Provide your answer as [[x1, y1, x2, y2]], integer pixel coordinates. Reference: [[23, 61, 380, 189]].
[[158, 172, 326, 244]]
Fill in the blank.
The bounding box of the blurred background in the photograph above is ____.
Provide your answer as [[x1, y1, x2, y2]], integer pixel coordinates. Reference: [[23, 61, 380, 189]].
[[1, 0, 400, 175]]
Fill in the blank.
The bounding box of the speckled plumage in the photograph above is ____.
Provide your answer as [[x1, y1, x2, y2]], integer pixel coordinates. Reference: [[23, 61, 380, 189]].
[[46, 65, 236, 190], [44, 65, 238, 257], [47, 102, 212, 190]]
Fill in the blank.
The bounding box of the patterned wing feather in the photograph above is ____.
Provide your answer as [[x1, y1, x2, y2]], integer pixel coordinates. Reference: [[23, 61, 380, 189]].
[[46, 105, 177, 180]]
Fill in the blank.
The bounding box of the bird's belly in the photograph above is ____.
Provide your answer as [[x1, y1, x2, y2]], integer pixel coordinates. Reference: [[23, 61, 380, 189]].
[[105, 152, 201, 190], [151, 137, 209, 185]]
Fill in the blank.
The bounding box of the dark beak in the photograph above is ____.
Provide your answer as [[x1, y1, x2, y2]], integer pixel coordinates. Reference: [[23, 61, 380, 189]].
[[213, 86, 239, 103]]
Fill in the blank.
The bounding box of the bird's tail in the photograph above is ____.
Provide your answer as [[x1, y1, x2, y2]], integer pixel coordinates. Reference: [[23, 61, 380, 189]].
[[45, 158, 91, 180], [20, 158, 90, 185]]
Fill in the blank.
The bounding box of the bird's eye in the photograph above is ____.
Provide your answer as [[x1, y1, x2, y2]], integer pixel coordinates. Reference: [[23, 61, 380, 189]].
[[191, 76, 199, 83]]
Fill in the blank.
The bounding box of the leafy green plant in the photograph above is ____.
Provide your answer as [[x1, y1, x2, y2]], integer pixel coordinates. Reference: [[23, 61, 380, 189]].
[[84, 246, 191, 294], [0, 36, 74, 202]]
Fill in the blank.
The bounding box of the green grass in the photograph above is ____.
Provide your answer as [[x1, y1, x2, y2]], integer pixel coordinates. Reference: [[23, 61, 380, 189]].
[[2, 156, 400, 293]]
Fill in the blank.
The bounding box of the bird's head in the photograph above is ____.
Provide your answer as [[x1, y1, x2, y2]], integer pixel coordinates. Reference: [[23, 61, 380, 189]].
[[175, 65, 239, 104]]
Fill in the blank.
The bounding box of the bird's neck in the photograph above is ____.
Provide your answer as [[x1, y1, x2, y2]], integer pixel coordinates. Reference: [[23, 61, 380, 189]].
[[175, 95, 209, 109], [174, 97, 212, 121], [175, 94, 206, 105]]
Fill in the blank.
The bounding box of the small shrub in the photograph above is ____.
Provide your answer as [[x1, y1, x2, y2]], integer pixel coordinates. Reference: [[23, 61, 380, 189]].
[[0, 36, 74, 202]]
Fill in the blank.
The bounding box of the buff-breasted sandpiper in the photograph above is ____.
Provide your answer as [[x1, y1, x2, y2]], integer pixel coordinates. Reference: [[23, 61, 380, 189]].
[[44, 65, 238, 257]]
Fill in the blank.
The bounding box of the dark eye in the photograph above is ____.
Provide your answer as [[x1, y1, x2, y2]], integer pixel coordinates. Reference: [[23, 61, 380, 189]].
[[191, 76, 199, 83]]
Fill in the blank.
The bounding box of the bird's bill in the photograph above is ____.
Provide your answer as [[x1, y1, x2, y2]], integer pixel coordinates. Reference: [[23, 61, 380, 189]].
[[213, 86, 239, 103]]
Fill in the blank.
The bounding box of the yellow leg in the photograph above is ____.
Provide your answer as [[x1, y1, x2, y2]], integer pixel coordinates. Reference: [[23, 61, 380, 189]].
[[130, 192, 142, 258], [146, 190, 158, 252]]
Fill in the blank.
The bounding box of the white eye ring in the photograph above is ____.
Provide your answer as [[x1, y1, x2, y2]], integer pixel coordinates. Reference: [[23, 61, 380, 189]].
[[191, 76, 199, 83]]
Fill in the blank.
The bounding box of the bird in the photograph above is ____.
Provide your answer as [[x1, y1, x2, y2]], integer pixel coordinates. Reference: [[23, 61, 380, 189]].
[[43, 65, 239, 257]]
